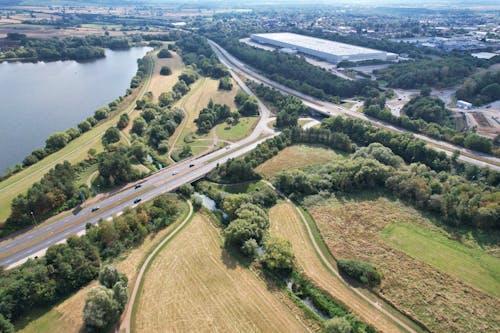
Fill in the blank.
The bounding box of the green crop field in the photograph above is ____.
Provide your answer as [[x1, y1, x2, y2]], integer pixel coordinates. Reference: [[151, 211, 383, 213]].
[[381, 222, 500, 298]]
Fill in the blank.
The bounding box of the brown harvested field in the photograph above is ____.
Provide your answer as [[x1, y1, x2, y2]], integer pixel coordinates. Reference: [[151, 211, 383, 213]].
[[134, 213, 309, 333], [18, 203, 187, 333], [256, 145, 345, 178], [148, 49, 185, 103], [308, 197, 500, 333], [269, 203, 411, 333]]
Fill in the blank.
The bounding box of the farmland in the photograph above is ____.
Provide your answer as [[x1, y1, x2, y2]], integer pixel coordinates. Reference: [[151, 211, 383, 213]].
[[269, 202, 418, 333], [255, 144, 346, 178], [134, 213, 309, 332], [308, 195, 500, 333], [16, 199, 189, 333]]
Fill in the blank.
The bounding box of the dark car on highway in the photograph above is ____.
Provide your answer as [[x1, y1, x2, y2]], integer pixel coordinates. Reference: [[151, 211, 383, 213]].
[[189, 163, 195, 168], [134, 184, 142, 189], [91, 207, 100, 212], [133, 198, 142, 204]]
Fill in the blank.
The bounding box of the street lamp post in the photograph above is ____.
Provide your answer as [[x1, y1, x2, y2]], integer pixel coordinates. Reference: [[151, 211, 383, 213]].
[[30, 211, 37, 226]]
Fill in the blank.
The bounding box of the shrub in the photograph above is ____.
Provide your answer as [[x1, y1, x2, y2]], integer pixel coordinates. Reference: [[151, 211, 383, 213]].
[[157, 48, 172, 58], [337, 259, 382, 288], [160, 65, 172, 75]]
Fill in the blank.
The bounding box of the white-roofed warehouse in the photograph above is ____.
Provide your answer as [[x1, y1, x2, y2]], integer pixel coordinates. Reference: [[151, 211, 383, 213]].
[[250, 32, 397, 63]]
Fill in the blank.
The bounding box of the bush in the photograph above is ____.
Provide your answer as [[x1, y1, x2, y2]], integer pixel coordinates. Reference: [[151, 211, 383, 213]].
[[0, 314, 14, 333], [157, 48, 172, 58], [337, 259, 382, 288], [83, 286, 121, 331], [260, 236, 294, 277], [160, 65, 172, 75], [324, 317, 352, 333], [192, 195, 203, 211]]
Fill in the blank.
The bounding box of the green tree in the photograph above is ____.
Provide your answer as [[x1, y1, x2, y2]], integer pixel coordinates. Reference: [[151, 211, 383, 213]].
[[98, 265, 127, 289], [78, 120, 92, 133], [0, 314, 14, 333], [157, 48, 172, 58], [260, 236, 294, 276], [131, 117, 147, 136], [178, 184, 194, 198], [102, 127, 121, 146], [83, 286, 121, 331], [94, 107, 109, 121], [45, 132, 70, 152], [117, 113, 129, 130], [323, 317, 352, 333], [159, 91, 175, 107], [160, 65, 172, 75], [218, 76, 233, 90], [241, 238, 259, 258]]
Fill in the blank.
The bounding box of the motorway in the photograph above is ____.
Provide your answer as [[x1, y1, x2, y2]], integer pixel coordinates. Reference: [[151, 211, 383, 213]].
[[0, 69, 275, 268], [209, 40, 500, 171], [2, 39, 499, 268]]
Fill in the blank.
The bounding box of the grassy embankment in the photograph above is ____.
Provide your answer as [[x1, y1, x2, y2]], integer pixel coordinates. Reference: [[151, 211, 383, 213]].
[[168, 77, 254, 160], [16, 198, 190, 333], [134, 212, 310, 333], [0, 52, 155, 225]]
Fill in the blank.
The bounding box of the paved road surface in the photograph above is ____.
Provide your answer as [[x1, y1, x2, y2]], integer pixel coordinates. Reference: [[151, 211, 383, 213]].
[[0, 71, 275, 268], [209, 40, 500, 171]]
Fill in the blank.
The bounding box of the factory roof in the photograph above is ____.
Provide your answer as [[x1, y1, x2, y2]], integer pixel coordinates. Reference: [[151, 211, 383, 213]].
[[251, 32, 387, 56]]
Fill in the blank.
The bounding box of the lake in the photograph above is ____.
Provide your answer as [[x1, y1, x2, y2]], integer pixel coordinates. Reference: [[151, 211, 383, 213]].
[[0, 46, 151, 173]]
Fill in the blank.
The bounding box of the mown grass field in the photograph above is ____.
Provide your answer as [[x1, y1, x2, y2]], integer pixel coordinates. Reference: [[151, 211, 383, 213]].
[[0, 54, 154, 224], [381, 222, 500, 298], [148, 48, 184, 103], [215, 116, 259, 142], [17, 199, 189, 333], [308, 195, 500, 333], [255, 144, 346, 179], [169, 77, 240, 158], [269, 203, 409, 333], [134, 213, 309, 333]]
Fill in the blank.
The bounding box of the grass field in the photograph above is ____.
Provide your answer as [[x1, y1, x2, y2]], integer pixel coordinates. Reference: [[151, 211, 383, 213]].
[[308, 195, 500, 333], [0, 55, 154, 224], [215, 116, 259, 142], [17, 199, 189, 333], [169, 77, 240, 159], [269, 203, 409, 333], [255, 144, 346, 178], [381, 222, 500, 298], [134, 213, 309, 333]]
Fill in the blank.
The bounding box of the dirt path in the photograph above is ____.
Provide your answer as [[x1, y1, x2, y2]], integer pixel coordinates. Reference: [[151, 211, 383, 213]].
[[118, 200, 193, 333], [266, 182, 422, 333]]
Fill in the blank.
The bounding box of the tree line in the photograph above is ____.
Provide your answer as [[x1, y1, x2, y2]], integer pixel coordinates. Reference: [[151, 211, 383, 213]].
[[206, 33, 377, 101], [273, 141, 499, 230], [363, 94, 496, 156], [1, 54, 152, 182], [322, 116, 499, 185], [1, 35, 135, 62], [248, 82, 308, 128], [0, 194, 184, 329], [374, 56, 495, 89], [455, 70, 500, 106]]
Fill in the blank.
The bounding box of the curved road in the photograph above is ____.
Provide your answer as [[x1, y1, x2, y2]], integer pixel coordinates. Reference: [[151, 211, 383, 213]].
[[208, 40, 500, 171], [0, 70, 275, 268]]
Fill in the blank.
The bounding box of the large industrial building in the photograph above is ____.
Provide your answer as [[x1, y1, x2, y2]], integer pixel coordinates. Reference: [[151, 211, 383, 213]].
[[250, 32, 397, 63]]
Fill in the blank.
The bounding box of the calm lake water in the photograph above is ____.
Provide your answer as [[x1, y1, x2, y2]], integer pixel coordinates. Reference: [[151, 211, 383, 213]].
[[0, 46, 151, 173]]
